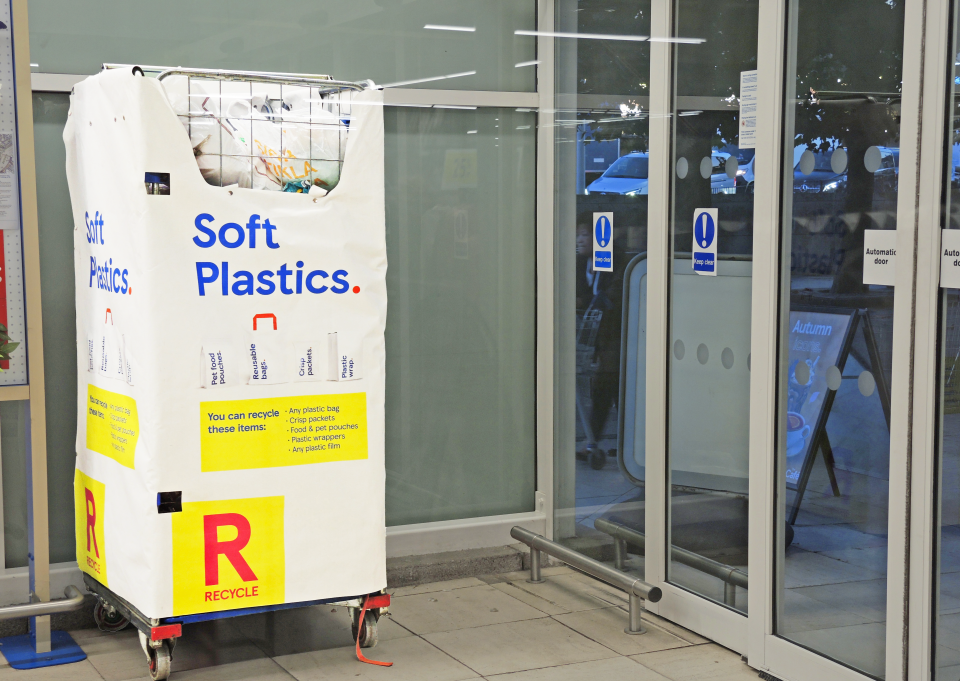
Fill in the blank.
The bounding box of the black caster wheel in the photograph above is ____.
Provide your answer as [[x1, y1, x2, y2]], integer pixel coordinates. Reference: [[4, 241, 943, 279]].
[[352, 609, 379, 648], [93, 600, 129, 632], [147, 640, 172, 680], [785, 521, 795, 547], [588, 449, 605, 470]]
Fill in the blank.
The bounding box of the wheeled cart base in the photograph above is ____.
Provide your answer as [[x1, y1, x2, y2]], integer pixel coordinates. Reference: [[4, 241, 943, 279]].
[[82, 574, 388, 680]]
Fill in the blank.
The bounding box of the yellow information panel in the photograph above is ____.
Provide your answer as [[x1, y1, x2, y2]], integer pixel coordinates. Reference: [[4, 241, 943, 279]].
[[199, 393, 368, 472], [86, 385, 138, 469], [171, 496, 284, 615], [75, 470, 107, 586]]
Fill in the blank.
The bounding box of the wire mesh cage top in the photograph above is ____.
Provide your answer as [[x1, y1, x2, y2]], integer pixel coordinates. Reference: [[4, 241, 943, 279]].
[[158, 73, 360, 194]]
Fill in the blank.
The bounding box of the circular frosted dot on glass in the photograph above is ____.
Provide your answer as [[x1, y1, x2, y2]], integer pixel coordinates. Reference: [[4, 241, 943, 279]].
[[725, 156, 739, 179], [674, 339, 685, 360], [795, 361, 810, 385], [697, 343, 709, 365], [700, 156, 713, 179], [831, 148, 848, 174], [799, 150, 815, 175], [676, 157, 689, 179], [858, 371, 876, 397], [864, 146, 882, 173], [826, 365, 842, 391], [721, 347, 735, 369]]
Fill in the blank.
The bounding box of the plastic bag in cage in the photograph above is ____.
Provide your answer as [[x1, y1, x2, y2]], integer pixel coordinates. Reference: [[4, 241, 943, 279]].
[[164, 79, 350, 191]]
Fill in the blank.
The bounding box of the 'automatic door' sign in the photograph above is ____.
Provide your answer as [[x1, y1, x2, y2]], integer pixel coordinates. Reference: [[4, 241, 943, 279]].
[[593, 212, 613, 272], [692, 208, 718, 276]]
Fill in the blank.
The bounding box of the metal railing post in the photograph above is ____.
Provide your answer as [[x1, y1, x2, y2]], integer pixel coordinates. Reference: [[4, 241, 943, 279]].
[[724, 581, 737, 607], [613, 538, 626, 570], [626, 593, 645, 634], [528, 547, 545, 583]]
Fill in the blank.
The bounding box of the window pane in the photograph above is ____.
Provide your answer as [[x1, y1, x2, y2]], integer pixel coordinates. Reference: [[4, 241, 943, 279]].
[[29, 1, 536, 92], [554, 0, 652, 582], [667, 0, 757, 614], [384, 107, 537, 525], [776, 0, 904, 675]]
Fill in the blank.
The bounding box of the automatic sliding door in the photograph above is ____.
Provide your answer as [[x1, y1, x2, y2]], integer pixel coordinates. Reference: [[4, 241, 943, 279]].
[[665, 0, 758, 613], [774, 0, 905, 676]]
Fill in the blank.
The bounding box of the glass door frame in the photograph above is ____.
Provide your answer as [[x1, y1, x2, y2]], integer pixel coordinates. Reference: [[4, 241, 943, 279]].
[[641, 0, 751, 655], [906, 0, 958, 677]]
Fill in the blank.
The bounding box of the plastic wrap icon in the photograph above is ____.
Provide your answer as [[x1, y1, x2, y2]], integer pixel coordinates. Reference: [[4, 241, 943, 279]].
[[122, 335, 135, 386], [291, 341, 322, 382], [200, 344, 237, 389], [327, 332, 362, 382]]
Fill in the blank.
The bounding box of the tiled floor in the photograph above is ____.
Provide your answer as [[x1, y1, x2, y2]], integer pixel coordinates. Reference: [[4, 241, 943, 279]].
[[0, 567, 758, 681]]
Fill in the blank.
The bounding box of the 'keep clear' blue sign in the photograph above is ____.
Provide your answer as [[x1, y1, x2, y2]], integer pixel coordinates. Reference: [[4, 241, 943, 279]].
[[692, 208, 718, 276], [593, 212, 613, 272]]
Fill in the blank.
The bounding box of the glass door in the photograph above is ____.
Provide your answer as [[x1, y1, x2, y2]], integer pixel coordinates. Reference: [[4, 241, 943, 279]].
[[750, 0, 921, 675]]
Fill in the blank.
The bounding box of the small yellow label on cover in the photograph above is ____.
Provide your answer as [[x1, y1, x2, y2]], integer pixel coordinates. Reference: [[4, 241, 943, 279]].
[[171, 496, 284, 616], [75, 469, 107, 586], [85, 384, 138, 468], [199, 393, 367, 472]]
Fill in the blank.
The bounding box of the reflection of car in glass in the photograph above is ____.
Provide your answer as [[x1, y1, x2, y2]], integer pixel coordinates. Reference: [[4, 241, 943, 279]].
[[794, 151, 846, 194], [873, 146, 899, 193], [585, 152, 648, 196], [711, 147, 756, 194]]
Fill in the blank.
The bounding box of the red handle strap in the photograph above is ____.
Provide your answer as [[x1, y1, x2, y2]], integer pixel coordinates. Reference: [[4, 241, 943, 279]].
[[253, 313, 277, 331], [355, 593, 393, 667]]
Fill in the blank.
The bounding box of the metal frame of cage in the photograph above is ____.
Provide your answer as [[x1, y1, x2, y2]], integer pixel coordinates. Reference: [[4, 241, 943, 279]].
[[104, 64, 369, 193]]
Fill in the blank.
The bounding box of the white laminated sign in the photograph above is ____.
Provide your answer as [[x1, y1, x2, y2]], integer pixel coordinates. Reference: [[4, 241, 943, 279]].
[[66, 69, 387, 618]]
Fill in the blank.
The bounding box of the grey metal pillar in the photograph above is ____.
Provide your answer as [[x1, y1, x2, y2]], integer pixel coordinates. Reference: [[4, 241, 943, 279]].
[[528, 547, 545, 583], [625, 593, 645, 634], [613, 538, 626, 570], [723, 582, 737, 607]]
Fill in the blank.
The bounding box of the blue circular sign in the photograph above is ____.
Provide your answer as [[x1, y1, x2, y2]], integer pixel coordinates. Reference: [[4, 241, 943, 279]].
[[694, 212, 715, 249], [595, 215, 611, 248]]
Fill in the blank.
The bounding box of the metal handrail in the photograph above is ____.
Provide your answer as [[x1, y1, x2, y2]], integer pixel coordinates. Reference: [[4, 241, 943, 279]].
[[0, 586, 85, 621], [103, 63, 368, 93], [594, 517, 747, 607], [510, 526, 660, 635]]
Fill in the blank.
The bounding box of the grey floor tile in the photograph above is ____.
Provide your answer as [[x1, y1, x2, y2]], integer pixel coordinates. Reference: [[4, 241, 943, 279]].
[[783, 548, 884, 588], [0, 658, 104, 681], [630, 643, 757, 681], [779, 588, 875, 634], [640, 612, 711, 646], [390, 585, 547, 635], [484, 656, 670, 681], [553, 607, 691, 656], [481, 567, 574, 585], [230, 604, 410, 657], [391, 578, 487, 598], [790, 578, 888, 622], [424, 617, 617, 677], [81, 620, 266, 681], [784, 622, 886, 679], [819, 546, 889, 574], [275, 635, 478, 681], [168, 657, 294, 680], [790, 524, 887, 553], [489, 575, 624, 616]]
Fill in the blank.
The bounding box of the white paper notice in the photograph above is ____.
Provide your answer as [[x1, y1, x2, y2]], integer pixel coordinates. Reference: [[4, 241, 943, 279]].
[[941, 229, 960, 289], [739, 70, 758, 150], [862, 230, 897, 286]]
